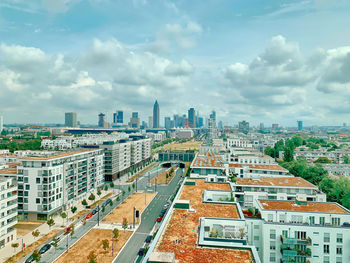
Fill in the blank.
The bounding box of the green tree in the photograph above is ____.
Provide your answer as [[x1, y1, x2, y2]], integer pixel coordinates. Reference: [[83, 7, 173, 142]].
[[82, 199, 88, 206], [102, 239, 109, 262], [283, 147, 294, 162], [88, 251, 97, 263], [264, 146, 275, 158], [102, 206, 105, 213], [110, 200, 113, 207], [104, 185, 108, 191], [52, 236, 59, 253], [97, 189, 102, 197], [342, 155, 349, 164], [110, 182, 114, 188], [46, 218, 55, 229], [113, 228, 119, 240], [122, 218, 128, 231], [11, 243, 19, 253], [314, 157, 331, 164], [128, 186, 131, 193], [60, 212, 67, 226], [88, 193, 95, 201], [71, 206, 77, 214], [32, 249, 41, 262]]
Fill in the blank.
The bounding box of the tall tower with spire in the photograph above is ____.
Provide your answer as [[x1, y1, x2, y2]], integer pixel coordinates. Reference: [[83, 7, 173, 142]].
[[153, 100, 160, 128]]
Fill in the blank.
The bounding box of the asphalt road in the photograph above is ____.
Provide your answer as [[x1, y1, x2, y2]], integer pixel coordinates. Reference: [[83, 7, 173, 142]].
[[114, 167, 183, 263], [20, 164, 168, 263]]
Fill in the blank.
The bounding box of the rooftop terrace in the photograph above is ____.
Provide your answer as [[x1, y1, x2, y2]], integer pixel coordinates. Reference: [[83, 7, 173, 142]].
[[155, 179, 253, 263], [191, 153, 224, 168], [236, 177, 316, 188], [18, 149, 99, 160], [258, 200, 349, 214]]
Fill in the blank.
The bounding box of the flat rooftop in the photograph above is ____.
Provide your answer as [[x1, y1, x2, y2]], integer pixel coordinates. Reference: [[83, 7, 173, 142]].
[[229, 164, 288, 171], [258, 200, 349, 214], [191, 153, 223, 168], [155, 179, 253, 263], [0, 168, 17, 175], [18, 149, 99, 160], [236, 177, 316, 188]]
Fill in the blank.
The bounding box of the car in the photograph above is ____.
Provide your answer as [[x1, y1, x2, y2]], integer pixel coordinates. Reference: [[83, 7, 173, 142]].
[[156, 216, 162, 222], [92, 208, 99, 215], [50, 236, 61, 245], [25, 255, 34, 263], [39, 244, 51, 254], [105, 198, 112, 205], [86, 212, 93, 219], [64, 226, 72, 235], [160, 211, 165, 217], [163, 204, 170, 209], [145, 235, 152, 243], [138, 248, 145, 256]]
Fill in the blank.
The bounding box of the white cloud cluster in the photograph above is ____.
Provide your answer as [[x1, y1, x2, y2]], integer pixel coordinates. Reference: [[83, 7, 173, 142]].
[[223, 35, 350, 124]]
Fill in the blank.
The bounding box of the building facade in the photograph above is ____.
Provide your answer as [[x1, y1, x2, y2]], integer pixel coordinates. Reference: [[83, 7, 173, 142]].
[[153, 100, 160, 128], [65, 112, 77, 127]]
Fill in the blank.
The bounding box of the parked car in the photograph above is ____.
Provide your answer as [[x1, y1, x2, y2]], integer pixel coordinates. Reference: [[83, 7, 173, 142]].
[[92, 208, 99, 215], [105, 198, 112, 205], [163, 204, 170, 209], [86, 212, 93, 219], [25, 255, 34, 263], [39, 244, 51, 254], [50, 235, 61, 245], [64, 226, 72, 235], [156, 216, 162, 222], [145, 235, 152, 243], [138, 248, 145, 256]]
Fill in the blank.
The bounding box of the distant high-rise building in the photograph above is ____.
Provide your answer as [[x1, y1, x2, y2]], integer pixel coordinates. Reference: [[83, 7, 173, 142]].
[[297, 120, 303, 131], [259, 123, 264, 130], [218, 121, 223, 129], [0, 115, 3, 132], [197, 117, 204, 128], [65, 112, 77, 127], [209, 110, 216, 121], [148, 116, 153, 128], [153, 100, 160, 128], [98, 113, 105, 128], [344, 123, 347, 127], [164, 117, 172, 129], [113, 110, 123, 124], [238, 120, 249, 134], [272, 123, 279, 129], [188, 108, 195, 128], [130, 112, 140, 128]]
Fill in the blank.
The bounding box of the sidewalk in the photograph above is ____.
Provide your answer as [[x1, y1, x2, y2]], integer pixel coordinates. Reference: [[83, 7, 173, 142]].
[[0, 189, 115, 263]]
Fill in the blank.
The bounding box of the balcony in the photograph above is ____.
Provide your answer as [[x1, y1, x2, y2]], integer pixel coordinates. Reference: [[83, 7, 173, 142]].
[[281, 235, 312, 246]]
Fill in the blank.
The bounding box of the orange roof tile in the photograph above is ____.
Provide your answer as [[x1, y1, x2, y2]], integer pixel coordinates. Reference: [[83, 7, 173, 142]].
[[236, 177, 316, 188], [18, 149, 98, 160]]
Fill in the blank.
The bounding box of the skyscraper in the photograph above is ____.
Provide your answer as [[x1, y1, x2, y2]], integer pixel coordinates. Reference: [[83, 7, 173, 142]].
[[98, 113, 105, 128], [130, 112, 140, 128], [188, 108, 195, 128], [238, 120, 249, 134], [113, 110, 123, 124], [148, 116, 153, 128], [0, 115, 3, 132], [164, 117, 173, 129], [153, 100, 160, 128], [297, 120, 303, 131], [65, 112, 77, 127]]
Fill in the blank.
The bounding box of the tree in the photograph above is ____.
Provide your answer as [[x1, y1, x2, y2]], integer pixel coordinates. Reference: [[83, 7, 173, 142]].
[[132, 183, 135, 191], [128, 186, 131, 193], [87, 251, 97, 263], [97, 189, 102, 197], [113, 228, 119, 240], [104, 185, 108, 191], [32, 229, 40, 239], [47, 218, 55, 229], [122, 218, 128, 231], [116, 196, 120, 202], [110, 182, 114, 188], [102, 206, 105, 213], [283, 146, 294, 162], [52, 236, 59, 253], [314, 157, 331, 164], [32, 249, 41, 262], [11, 243, 19, 253], [102, 239, 109, 263], [88, 193, 96, 201], [110, 200, 113, 207], [71, 206, 77, 214], [82, 199, 88, 206], [342, 155, 349, 164], [60, 212, 67, 226], [69, 224, 75, 237]]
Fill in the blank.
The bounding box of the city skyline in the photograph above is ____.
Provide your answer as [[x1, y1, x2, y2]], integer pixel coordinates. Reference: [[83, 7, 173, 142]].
[[0, 1, 350, 126]]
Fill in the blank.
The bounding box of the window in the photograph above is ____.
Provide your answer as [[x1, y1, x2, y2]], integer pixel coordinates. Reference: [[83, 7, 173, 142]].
[[270, 241, 276, 250], [336, 257, 342, 263], [254, 236, 259, 241], [324, 244, 330, 254], [332, 217, 340, 226], [336, 246, 342, 255], [25, 185, 30, 190], [282, 230, 288, 238], [324, 233, 330, 243], [270, 229, 276, 239], [36, 178, 40, 184], [337, 233, 343, 243], [309, 216, 315, 224], [36, 198, 40, 204], [324, 256, 330, 263], [279, 214, 286, 223], [269, 253, 276, 262], [320, 217, 325, 225], [295, 231, 306, 240], [254, 225, 259, 230], [268, 214, 273, 222]]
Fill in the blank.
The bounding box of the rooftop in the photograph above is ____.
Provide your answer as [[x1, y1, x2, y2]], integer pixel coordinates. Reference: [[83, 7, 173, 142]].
[[18, 149, 99, 160], [155, 179, 253, 263], [236, 177, 316, 188], [191, 153, 224, 168], [0, 168, 17, 175], [258, 200, 349, 214], [228, 163, 288, 171]]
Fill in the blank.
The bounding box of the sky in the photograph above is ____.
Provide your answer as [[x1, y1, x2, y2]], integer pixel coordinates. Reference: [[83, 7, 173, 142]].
[[0, 0, 350, 127]]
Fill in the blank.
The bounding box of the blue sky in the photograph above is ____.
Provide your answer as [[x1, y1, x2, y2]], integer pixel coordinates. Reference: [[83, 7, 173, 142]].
[[0, 0, 350, 126]]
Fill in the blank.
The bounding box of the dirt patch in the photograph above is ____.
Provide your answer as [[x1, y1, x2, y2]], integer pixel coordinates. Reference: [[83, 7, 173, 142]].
[[55, 229, 132, 263], [162, 141, 201, 151], [103, 193, 156, 224], [151, 168, 177, 185], [4, 229, 61, 263], [14, 221, 43, 236]]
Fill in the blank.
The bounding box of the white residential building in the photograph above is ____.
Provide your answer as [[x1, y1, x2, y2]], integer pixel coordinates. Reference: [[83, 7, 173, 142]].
[[190, 152, 227, 182], [17, 149, 104, 221], [231, 177, 326, 208], [228, 164, 291, 178], [247, 199, 350, 263], [0, 177, 17, 248]]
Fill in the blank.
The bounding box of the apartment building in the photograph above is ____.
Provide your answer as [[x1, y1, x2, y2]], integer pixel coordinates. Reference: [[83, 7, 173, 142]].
[[231, 177, 326, 208], [0, 177, 17, 248], [190, 152, 227, 182], [226, 137, 253, 148], [247, 199, 350, 263], [17, 149, 104, 221], [228, 163, 290, 178], [294, 147, 349, 164]]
